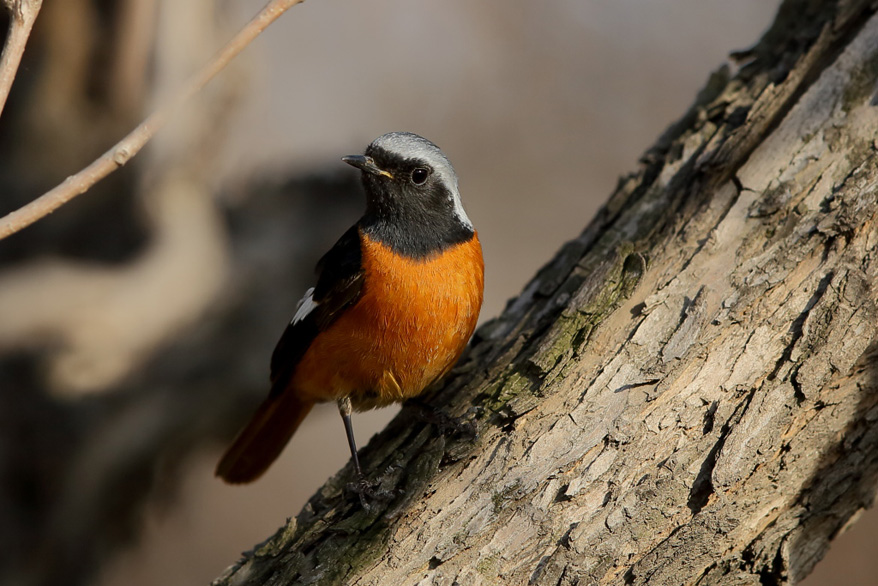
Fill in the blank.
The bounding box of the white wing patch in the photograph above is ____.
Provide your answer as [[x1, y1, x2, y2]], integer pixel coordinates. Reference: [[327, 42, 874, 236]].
[[291, 287, 317, 324]]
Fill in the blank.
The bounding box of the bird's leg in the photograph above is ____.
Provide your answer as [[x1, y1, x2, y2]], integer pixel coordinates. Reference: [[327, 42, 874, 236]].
[[338, 397, 394, 509], [337, 396, 363, 478]]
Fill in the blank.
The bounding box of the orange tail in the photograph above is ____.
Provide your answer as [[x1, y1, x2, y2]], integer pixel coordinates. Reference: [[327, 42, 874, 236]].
[[215, 390, 314, 484]]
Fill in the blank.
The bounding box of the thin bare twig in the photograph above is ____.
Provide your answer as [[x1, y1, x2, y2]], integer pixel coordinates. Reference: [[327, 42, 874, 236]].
[[0, 0, 43, 119], [0, 0, 306, 241]]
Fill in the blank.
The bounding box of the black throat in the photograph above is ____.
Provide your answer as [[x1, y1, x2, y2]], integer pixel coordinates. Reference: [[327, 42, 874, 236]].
[[357, 175, 474, 259]]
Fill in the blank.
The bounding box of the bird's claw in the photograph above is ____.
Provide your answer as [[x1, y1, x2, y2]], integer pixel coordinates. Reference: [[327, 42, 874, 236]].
[[345, 474, 395, 510]]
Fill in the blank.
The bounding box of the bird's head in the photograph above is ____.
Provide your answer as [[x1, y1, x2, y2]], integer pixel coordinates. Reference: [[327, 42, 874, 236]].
[[343, 132, 473, 257]]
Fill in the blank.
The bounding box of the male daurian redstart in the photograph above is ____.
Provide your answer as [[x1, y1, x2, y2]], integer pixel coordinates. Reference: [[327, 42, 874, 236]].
[[216, 132, 484, 484]]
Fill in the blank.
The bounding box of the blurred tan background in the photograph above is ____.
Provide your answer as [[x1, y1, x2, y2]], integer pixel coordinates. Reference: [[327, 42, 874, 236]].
[[0, 0, 875, 584]]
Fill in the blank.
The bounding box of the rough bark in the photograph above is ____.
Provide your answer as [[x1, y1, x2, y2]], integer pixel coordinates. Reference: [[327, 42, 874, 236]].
[[213, 1, 878, 585]]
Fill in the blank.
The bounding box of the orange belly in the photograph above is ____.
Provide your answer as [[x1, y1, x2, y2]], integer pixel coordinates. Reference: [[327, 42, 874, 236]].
[[290, 230, 484, 410]]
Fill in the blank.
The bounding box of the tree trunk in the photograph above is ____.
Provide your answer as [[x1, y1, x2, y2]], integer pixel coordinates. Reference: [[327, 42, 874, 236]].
[[214, 1, 878, 584]]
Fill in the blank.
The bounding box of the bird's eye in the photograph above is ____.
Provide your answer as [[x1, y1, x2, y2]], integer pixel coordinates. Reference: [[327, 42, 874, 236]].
[[410, 167, 430, 185]]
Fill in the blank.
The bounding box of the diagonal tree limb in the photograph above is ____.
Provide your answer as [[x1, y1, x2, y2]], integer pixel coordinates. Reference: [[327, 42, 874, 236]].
[[210, 1, 878, 584]]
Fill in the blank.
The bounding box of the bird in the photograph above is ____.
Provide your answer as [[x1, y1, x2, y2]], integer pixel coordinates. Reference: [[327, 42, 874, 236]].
[[216, 132, 484, 485]]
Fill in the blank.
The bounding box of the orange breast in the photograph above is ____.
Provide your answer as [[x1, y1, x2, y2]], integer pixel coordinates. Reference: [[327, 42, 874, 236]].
[[291, 229, 484, 409]]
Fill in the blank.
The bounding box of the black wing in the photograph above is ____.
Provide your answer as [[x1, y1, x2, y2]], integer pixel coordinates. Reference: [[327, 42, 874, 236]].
[[268, 225, 365, 391]]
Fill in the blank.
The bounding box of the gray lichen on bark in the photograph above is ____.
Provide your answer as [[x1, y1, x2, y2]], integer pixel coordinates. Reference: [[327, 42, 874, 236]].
[[214, 1, 878, 584]]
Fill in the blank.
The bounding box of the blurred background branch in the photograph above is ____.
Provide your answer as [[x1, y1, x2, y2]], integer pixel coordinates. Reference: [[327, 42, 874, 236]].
[[0, 0, 303, 241], [0, 0, 41, 118]]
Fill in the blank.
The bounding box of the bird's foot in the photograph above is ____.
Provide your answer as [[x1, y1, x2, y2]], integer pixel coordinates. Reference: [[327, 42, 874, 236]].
[[345, 473, 395, 511]]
